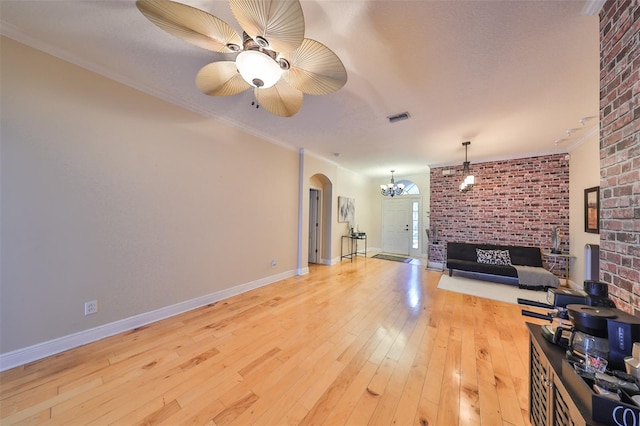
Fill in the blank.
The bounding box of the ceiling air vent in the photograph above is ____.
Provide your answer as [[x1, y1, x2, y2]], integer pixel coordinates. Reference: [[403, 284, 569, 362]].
[[387, 112, 410, 123]]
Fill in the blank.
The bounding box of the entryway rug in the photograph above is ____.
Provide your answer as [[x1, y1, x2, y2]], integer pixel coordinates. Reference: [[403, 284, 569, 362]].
[[437, 274, 548, 305], [372, 254, 412, 263]]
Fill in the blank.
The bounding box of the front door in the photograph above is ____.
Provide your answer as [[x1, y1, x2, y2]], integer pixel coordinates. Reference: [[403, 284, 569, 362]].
[[382, 198, 412, 255]]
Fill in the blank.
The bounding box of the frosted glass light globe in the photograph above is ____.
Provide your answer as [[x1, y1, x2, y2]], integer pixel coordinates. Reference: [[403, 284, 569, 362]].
[[235, 50, 282, 88]]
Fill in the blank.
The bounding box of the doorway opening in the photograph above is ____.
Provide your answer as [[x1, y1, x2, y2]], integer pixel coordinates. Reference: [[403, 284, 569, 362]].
[[309, 174, 332, 265], [309, 188, 321, 264]]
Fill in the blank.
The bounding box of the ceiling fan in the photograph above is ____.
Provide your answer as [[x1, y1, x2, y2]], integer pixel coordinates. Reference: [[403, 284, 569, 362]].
[[136, 0, 348, 117]]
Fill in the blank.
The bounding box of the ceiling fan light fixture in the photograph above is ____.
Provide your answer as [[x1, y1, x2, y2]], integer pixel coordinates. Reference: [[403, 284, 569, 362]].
[[136, 0, 347, 117], [278, 57, 291, 70], [254, 35, 270, 48], [235, 50, 282, 88]]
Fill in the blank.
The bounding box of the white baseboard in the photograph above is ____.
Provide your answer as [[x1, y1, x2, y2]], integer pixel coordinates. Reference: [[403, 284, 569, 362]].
[[0, 269, 297, 372], [329, 247, 382, 265]]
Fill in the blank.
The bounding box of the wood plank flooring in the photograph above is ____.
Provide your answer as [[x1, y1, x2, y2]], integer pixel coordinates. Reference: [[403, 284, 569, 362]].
[[0, 258, 541, 425]]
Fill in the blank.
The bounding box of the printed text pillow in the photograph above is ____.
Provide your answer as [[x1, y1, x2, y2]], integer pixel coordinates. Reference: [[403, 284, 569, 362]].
[[476, 249, 512, 266]]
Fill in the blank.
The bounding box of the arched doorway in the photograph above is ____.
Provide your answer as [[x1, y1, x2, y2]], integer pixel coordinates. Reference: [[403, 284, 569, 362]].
[[309, 174, 332, 264]]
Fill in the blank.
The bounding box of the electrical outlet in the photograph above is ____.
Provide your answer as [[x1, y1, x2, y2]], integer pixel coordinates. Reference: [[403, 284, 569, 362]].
[[84, 300, 98, 316], [271, 260, 277, 267]]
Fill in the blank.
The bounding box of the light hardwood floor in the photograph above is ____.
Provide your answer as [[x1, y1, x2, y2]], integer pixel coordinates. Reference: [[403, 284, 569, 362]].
[[0, 258, 540, 425]]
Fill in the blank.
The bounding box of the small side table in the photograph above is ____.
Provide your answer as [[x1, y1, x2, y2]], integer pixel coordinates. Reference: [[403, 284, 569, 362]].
[[428, 243, 446, 271], [542, 252, 575, 286], [341, 234, 367, 262]]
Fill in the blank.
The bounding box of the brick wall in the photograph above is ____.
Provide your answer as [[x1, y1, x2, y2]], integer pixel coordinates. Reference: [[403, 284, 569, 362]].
[[430, 154, 570, 279], [599, 1, 640, 314]]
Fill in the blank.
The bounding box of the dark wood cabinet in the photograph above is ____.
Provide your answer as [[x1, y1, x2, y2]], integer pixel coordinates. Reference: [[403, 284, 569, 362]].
[[530, 334, 553, 425], [528, 323, 601, 426]]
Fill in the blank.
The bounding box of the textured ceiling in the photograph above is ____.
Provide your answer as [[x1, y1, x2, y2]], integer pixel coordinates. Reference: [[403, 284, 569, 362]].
[[0, 0, 601, 177]]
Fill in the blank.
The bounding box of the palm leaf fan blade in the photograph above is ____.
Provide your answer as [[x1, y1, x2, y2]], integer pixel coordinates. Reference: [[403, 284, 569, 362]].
[[136, 0, 241, 53], [255, 81, 303, 117], [229, 0, 304, 52], [283, 39, 347, 95], [196, 62, 251, 96]]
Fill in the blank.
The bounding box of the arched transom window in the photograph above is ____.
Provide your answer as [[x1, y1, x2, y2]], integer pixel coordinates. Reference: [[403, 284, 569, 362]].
[[396, 180, 419, 195]]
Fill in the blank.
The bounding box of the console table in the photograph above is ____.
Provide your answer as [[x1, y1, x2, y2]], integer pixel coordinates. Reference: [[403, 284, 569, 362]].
[[340, 234, 367, 262], [542, 252, 575, 285]]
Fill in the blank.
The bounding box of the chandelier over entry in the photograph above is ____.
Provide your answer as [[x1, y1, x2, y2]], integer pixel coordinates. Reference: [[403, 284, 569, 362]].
[[381, 170, 405, 197], [459, 141, 475, 192]]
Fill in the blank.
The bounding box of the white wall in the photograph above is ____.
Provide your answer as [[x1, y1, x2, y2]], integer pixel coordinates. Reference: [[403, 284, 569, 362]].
[[0, 37, 382, 362], [1, 38, 300, 356], [301, 152, 374, 265], [569, 132, 600, 287]]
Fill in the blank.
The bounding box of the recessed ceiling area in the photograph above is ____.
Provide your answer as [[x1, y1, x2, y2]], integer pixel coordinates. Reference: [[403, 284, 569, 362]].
[[0, 0, 600, 177]]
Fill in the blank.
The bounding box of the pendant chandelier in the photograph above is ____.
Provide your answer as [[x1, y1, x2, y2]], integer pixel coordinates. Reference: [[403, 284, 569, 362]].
[[459, 141, 475, 192], [380, 170, 405, 197]]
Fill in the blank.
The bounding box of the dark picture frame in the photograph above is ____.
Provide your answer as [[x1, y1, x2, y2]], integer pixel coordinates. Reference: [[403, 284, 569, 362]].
[[584, 186, 600, 233]]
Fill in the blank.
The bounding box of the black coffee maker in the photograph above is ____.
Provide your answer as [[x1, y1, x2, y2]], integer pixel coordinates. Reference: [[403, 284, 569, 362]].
[[567, 304, 640, 371], [608, 310, 640, 371]]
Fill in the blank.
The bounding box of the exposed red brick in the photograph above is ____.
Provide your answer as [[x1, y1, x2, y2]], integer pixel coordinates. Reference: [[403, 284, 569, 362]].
[[430, 154, 570, 279], [599, 0, 640, 313]]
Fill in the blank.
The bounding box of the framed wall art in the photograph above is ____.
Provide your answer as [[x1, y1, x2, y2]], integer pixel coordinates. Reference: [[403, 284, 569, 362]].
[[338, 196, 355, 223], [584, 186, 600, 233]]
